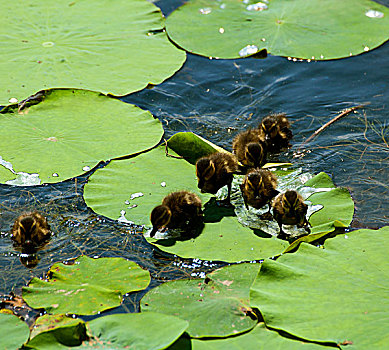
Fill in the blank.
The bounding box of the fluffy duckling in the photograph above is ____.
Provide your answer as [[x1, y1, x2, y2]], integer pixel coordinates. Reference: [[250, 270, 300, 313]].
[[150, 191, 203, 237], [272, 190, 310, 238], [11, 212, 51, 253], [240, 169, 278, 218], [232, 129, 267, 169], [258, 113, 293, 150], [196, 152, 238, 204]]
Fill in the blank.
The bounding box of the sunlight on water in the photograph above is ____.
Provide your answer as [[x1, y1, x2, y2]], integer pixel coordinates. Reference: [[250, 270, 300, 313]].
[[239, 45, 259, 57], [199, 7, 212, 15], [365, 10, 384, 18], [246, 2, 268, 11]]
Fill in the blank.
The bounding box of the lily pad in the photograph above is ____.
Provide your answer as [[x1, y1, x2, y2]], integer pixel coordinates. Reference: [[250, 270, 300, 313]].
[[0, 312, 30, 350], [84, 145, 211, 225], [166, 0, 389, 59], [0, 0, 186, 104], [86, 312, 188, 350], [141, 263, 259, 338], [250, 226, 389, 348], [0, 89, 163, 184], [169, 323, 333, 349], [26, 315, 87, 350], [22, 255, 150, 315], [149, 216, 288, 262]]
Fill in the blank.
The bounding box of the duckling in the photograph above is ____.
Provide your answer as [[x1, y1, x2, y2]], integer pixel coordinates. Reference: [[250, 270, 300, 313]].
[[150, 191, 203, 237], [232, 129, 267, 169], [240, 169, 278, 219], [258, 113, 293, 150], [272, 190, 310, 239], [196, 152, 238, 205], [11, 212, 51, 253]]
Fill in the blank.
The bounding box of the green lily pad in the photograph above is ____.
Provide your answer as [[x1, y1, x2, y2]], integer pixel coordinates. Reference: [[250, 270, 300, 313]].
[[142, 263, 259, 338], [0, 89, 163, 184], [26, 315, 87, 350], [84, 145, 211, 226], [0, 0, 185, 104], [166, 0, 389, 59], [250, 226, 389, 348], [150, 216, 288, 262], [0, 312, 30, 350], [22, 255, 150, 315], [169, 323, 333, 349], [86, 313, 188, 350]]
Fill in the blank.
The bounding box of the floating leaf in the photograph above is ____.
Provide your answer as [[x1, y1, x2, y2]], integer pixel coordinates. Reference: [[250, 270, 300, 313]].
[[150, 216, 288, 262], [0, 89, 163, 184], [86, 313, 188, 350], [26, 315, 87, 350], [142, 264, 259, 338], [166, 0, 389, 59], [169, 323, 333, 349], [23, 256, 150, 315], [0, 312, 30, 350], [0, 0, 186, 104], [84, 145, 211, 226], [250, 227, 389, 348]]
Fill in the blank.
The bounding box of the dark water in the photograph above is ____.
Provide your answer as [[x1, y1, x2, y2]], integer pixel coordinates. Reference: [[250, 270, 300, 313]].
[[0, 0, 388, 317]]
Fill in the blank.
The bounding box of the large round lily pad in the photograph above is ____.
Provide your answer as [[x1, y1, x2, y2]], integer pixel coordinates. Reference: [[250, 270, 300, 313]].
[[84, 145, 211, 225], [0, 312, 30, 350], [0, 0, 186, 104], [22, 255, 151, 315], [0, 89, 163, 184], [250, 226, 389, 348], [166, 0, 389, 59], [142, 263, 259, 338], [170, 323, 333, 349]]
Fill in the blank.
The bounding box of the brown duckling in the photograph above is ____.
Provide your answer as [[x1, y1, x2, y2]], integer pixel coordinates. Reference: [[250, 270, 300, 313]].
[[240, 169, 278, 218], [258, 113, 293, 150], [11, 212, 51, 253], [232, 129, 267, 169], [150, 191, 203, 237], [272, 190, 310, 238], [196, 152, 238, 204]]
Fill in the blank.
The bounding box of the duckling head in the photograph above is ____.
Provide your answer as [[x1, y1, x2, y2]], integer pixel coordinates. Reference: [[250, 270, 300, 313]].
[[245, 171, 264, 200], [282, 190, 299, 214], [17, 216, 37, 250], [196, 158, 215, 191], [150, 205, 172, 237], [261, 116, 280, 140], [245, 142, 266, 168]]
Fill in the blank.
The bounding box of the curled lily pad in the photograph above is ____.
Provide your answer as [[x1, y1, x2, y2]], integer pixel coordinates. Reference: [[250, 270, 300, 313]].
[[250, 227, 389, 348], [142, 263, 259, 338], [26, 315, 87, 349], [22, 255, 151, 315], [0, 89, 163, 184], [166, 0, 389, 59], [0, 0, 186, 104]]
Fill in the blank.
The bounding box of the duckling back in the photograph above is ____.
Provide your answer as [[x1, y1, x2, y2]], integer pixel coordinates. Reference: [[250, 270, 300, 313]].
[[232, 129, 267, 168], [258, 113, 293, 150], [196, 152, 238, 194]]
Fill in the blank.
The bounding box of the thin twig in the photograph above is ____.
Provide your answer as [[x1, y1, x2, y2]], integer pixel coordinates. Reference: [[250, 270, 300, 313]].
[[300, 104, 366, 148], [164, 139, 184, 159]]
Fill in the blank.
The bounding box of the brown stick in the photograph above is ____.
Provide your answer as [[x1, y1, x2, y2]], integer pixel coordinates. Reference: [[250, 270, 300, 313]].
[[164, 139, 183, 159], [300, 104, 366, 147]]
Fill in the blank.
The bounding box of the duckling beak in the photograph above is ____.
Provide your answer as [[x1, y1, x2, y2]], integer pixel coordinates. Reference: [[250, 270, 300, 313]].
[[150, 227, 158, 238]]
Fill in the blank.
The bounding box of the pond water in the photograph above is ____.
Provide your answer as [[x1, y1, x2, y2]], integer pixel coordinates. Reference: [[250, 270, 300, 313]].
[[0, 0, 388, 316]]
